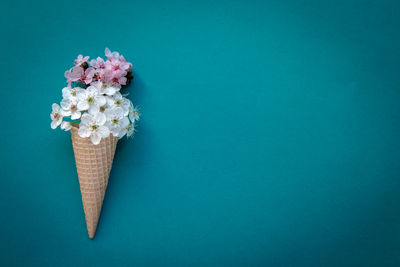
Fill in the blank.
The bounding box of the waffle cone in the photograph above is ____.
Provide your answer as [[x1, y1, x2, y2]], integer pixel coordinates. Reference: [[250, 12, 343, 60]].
[[70, 126, 118, 239]]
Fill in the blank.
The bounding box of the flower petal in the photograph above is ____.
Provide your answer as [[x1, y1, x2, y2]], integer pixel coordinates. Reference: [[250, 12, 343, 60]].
[[80, 113, 93, 125], [51, 120, 60, 129], [113, 92, 122, 100], [60, 109, 71, 116], [52, 103, 60, 112], [95, 112, 106, 125], [61, 121, 72, 131], [106, 96, 114, 106], [77, 101, 89, 111], [126, 123, 135, 137], [98, 125, 110, 138], [71, 111, 81, 120], [120, 117, 129, 128], [104, 86, 117, 96], [118, 127, 127, 138], [95, 95, 106, 106], [119, 76, 127, 85], [78, 125, 91, 138], [90, 132, 101, 145], [86, 86, 97, 95], [76, 90, 87, 101], [88, 104, 99, 115], [114, 107, 124, 118], [60, 99, 71, 110], [62, 87, 71, 98], [105, 48, 111, 57], [104, 108, 113, 120]]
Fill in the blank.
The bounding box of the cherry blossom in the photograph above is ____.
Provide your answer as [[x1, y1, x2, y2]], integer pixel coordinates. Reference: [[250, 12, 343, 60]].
[[126, 122, 136, 137], [129, 104, 140, 122], [81, 67, 96, 85], [61, 98, 81, 120], [50, 104, 64, 129], [53, 48, 138, 144], [76, 86, 106, 111], [65, 66, 84, 84], [105, 107, 130, 137], [78, 113, 110, 145], [106, 92, 130, 116], [74, 55, 89, 66], [91, 80, 119, 96]]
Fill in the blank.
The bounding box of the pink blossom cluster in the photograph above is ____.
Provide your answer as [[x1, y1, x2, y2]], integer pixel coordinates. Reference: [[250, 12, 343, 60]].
[[64, 48, 133, 88]]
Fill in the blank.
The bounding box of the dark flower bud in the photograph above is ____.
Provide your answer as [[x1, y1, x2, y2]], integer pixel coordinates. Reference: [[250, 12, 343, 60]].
[[81, 62, 89, 70], [126, 71, 134, 80]]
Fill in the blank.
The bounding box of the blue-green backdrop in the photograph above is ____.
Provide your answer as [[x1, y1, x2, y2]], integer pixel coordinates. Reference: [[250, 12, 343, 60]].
[[1, 0, 400, 266]]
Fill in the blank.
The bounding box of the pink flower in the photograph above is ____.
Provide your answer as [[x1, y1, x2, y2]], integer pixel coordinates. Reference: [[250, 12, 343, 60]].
[[65, 66, 84, 83], [105, 48, 132, 70], [90, 57, 106, 70], [102, 48, 133, 87], [107, 75, 124, 88], [107, 58, 130, 72], [116, 76, 127, 86], [104, 68, 127, 88], [74, 54, 89, 66], [90, 57, 107, 81], [105, 48, 120, 60], [81, 67, 96, 85]]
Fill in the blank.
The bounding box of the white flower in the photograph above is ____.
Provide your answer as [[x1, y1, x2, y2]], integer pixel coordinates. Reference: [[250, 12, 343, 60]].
[[106, 92, 130, 116], [76, 86, 106, 111], [61, 121, 72, 131], [61, 98, 81, 120], [62, 86, 83, 100], [91, 81, 119, 96], [104, 107, 130, 137], [78, 112, 110, 145], [88, 103, 107, 115], [50, 103, 64, 129], [126, 122, 136, 137], [129, 104, 140, 122], [61, 86, 83, 119]]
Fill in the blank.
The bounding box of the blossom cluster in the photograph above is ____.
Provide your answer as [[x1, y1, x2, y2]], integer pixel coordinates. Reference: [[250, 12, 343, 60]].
[[51, 48, 139, 145]]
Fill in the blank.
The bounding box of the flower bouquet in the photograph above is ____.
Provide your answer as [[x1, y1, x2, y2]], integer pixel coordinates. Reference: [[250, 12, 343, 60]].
[[50, 48, 139, 239]]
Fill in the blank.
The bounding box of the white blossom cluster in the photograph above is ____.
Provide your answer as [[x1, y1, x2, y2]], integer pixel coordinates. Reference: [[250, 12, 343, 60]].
[[50, 49, 139, 145]]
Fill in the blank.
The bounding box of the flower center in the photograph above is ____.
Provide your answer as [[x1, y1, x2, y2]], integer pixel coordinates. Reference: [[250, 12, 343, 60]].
[[112, 77, 119, 83], [71, 90, 76, 96], [115, 100, 121, 106], [112, 118, 119, 124], [90, 124, 99, 131], [99, 106, 106, 112], [102, 84, 108, 89], [54, 113, 59, 119], [87, 97, 94, 104], [71, 105, 77, 111]]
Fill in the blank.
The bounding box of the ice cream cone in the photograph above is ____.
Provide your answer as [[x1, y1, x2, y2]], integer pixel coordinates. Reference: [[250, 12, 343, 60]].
[[70, 125, 118, 239]]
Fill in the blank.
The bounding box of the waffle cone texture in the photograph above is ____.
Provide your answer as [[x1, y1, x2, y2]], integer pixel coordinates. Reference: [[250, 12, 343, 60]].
[[70, 126, 118, 239]]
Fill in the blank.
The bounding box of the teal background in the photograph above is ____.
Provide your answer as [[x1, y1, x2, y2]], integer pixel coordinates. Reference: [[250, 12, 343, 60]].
[[1, 0, 400, 266]]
